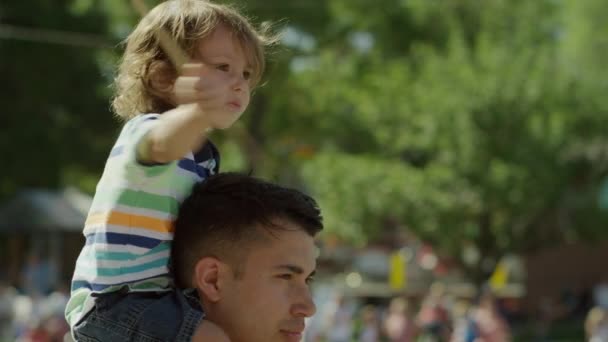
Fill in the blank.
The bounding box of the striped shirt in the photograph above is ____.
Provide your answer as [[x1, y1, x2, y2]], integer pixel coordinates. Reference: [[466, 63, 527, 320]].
[[65, 114, 219, 327]]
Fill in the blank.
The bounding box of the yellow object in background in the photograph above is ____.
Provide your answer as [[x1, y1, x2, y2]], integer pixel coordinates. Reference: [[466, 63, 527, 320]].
[[490, 260, 508, 290], [389, 251, 407, 290]]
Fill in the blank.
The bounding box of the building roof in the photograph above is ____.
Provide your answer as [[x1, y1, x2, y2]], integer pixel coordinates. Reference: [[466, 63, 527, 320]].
[[0, 187, 92, 233]]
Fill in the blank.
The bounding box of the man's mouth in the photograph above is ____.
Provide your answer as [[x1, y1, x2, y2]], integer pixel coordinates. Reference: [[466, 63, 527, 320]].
[[280, 329, 303, 341]]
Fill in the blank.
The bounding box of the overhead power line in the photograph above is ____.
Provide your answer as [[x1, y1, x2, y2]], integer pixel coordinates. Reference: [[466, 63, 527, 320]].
[[0, 24, 117, 49]]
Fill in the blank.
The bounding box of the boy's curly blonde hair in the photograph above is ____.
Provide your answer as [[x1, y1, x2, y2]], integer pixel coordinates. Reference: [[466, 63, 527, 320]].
[[112, 0, 274, 120]]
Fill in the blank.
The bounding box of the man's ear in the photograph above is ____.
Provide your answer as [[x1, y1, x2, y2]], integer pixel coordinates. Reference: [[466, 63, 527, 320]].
[[193, 257, 226, 302]]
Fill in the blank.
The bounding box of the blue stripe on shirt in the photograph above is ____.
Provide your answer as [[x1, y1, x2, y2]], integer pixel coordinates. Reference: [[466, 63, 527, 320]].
[[141, 115, 158, 121], [177, 159, 210, 178], [85, 232, 161, 249]]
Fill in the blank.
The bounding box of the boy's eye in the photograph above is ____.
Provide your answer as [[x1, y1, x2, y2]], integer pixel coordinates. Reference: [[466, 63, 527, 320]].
[[279, 274, 292, 280], [243, 70, 251, 80], [305, 276, 315, 285], [217, 64, 230, 72]]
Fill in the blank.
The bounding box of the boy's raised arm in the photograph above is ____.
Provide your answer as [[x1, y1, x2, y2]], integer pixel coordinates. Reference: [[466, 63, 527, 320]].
[[137, 63, 231, 164], [137, 103, 209, 164]]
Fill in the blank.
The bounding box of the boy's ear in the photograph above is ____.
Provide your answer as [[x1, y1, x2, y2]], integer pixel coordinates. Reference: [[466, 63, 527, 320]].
[[146, 60, 177, 102], [193, 257, 226, 302]]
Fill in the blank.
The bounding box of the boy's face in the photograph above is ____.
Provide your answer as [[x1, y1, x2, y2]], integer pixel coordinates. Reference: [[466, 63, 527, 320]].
[[210, 224, 317, 342], [192, 25, 252, 129]]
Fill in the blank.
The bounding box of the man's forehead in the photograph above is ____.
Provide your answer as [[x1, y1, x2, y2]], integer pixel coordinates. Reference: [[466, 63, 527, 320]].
[[260, 227, 316, 250], [249, 227, 317, 263]]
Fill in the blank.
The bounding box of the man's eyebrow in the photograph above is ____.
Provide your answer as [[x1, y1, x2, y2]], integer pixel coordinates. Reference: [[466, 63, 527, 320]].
[[275, 264, 316, 277]]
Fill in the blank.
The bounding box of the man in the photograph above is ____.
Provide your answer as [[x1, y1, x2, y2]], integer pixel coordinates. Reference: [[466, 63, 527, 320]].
[[171, 172, 323, 342]]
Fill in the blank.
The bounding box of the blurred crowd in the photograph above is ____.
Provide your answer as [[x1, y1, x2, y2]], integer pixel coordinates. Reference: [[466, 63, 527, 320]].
[[305, 283, 511, 342], [0, 282, 69, 342], [2, 254, 608, 342], [586, 279, 608, 342], [0, 254, 70, 342], [305, 279, 608, 342]]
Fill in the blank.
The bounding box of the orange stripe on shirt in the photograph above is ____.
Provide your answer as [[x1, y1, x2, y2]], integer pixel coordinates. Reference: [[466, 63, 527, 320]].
[[85, 211, 174, 233]]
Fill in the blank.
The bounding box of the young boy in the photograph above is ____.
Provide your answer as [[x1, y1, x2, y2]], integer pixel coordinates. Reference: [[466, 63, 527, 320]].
[[65, 1, 273, 340]]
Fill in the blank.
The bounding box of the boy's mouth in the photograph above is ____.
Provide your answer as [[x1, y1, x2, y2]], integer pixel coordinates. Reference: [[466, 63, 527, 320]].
[[227, 101, 242, 110]]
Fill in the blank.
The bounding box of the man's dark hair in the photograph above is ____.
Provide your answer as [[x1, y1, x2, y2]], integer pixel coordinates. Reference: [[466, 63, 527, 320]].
[[171, 172, 323, 288]]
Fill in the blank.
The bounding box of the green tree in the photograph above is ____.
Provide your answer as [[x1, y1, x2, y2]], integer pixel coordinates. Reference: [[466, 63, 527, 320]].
[[238, 0, 608, 281], [3, 0, 608, 283], [0, 0, 118, 198]]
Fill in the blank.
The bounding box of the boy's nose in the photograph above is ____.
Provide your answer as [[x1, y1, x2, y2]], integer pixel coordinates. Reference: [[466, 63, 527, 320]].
[[231, 74, 247, 92]]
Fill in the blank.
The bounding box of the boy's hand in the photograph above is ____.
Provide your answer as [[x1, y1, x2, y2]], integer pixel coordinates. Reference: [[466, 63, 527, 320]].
[[173, 63, 228, 128], [140, 61, 245, 164], [191, 319, 231, 342]]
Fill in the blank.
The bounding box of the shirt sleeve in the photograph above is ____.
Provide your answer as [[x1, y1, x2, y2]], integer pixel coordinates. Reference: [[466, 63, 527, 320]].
[[118, 114, 178, 182]]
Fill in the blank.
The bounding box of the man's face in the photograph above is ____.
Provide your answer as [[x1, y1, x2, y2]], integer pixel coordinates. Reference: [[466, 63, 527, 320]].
[[211, 224, 317, 342]]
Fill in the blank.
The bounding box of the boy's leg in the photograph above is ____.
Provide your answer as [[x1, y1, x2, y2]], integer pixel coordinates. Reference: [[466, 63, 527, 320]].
[[73, 288, 203, 342]]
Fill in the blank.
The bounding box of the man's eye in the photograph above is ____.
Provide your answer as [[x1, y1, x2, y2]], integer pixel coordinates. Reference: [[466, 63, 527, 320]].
[[279, 274, 293, 280], [306, 276, 315, 285], [217, 64, 230, 72]]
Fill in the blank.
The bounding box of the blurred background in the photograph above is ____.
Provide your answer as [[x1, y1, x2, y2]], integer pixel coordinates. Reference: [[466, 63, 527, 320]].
[[1, 0, 608, 341]]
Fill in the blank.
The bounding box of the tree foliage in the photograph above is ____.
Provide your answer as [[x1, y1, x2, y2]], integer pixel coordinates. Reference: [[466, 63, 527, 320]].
[[2, 0, 608, 280]]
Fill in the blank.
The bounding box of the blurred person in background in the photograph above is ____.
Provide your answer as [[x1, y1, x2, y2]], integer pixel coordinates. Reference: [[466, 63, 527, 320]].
[[470, 291, 510, 342], [0, 278, 16, 340], [358, 305, 380, 342], [21, 253, 57, 297], [585, 307, 608, 342], [324, 295, 355, 342], [383, 297, 417, 342], [416, 282, 451, 342], [594, 278, 608, 310], [450, 298, 478, 342], [4, 283, 71, 342], [12, 291, 36, 339], [42, 284, 70, 342], [15, 319, 51, 342]]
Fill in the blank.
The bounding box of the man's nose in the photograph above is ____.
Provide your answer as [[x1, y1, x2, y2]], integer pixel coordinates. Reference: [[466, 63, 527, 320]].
[[291, 289, 316, 317]]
